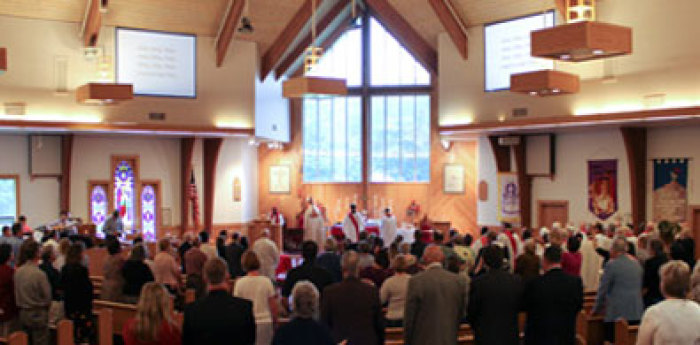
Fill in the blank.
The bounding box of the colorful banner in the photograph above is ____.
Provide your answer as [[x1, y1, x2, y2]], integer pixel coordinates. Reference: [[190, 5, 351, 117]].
[[653, 158, 689, 222], [498, 173, 520, 223], [588, 159, 618, 220]]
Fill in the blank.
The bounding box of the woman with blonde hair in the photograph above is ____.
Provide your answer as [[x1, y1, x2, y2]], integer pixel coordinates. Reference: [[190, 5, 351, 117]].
[[636, 260, 700, 345], [123, 282, 181, 345]]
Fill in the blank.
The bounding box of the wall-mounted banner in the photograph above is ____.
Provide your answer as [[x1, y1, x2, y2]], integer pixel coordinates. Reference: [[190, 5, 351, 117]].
[[498, 172, 520, 223], [653, 158, 689, 222], [588, 159, 618, 220]]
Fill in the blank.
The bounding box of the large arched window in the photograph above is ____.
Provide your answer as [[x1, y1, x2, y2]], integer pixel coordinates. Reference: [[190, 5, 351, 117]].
[[303, 16, 431, 183], [114, 160, 136, 231]]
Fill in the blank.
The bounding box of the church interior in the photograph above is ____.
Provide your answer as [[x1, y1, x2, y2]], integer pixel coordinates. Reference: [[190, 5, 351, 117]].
[[1, 0, 700, 345]]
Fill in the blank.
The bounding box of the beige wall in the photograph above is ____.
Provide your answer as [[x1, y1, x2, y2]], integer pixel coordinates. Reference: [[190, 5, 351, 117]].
[[0, 15, 256, 128], [0, 135, 61, 227], [438, 0, 700, 126]]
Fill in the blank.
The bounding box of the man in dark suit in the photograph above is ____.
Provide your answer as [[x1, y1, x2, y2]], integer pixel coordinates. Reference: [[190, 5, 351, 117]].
[[524, 245, 583, 345], [182, 258, 256, 345], [404, 245, 467, 345], [225, 232, 245, 278], [321, 250, 384, 345], [282, 241, 333, 300], [468, 245, 522, 345]]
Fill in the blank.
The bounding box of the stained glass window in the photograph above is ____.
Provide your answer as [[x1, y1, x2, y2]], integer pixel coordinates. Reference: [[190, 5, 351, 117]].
[[141, 185, 156, 242], [114, 161, 135, 231], [90, 185, 108, 236], [0, 177, 18, 228]]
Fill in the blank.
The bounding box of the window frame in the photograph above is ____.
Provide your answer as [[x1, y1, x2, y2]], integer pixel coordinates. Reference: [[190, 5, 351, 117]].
[[0, 175, 20, 226], [301, 14, 434, 184]]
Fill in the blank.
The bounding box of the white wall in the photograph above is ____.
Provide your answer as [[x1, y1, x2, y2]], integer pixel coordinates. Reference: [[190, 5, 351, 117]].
[[477, 136, 499, 226], [438, 0, 700, 126], [0, 135, 60, 227], [531, 129, 631, 227], [213, 138, 258, 224], [70, 135, 181, 226], [0, 15, 256, 127]]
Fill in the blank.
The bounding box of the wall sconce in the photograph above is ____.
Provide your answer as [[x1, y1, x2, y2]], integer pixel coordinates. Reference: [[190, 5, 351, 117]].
[[440, 139, 453, 152]]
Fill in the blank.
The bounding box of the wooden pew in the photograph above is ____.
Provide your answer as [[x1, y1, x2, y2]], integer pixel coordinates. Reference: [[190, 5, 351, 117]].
[[93, 300, 138, 337], [0, 331, 28, 345], [576, 311, 605, 345], [57, 319, 73, 345], [614, 319, 639, 345], [385, 324, 473, 342], [96, 308, 113, 345]]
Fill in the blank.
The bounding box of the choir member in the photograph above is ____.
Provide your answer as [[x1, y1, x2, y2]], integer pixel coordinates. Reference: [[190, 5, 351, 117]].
[[380, 208, 398, 246]]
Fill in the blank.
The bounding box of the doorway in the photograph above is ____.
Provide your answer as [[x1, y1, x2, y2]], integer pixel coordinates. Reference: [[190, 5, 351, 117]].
[[537, 200, 569, 229]]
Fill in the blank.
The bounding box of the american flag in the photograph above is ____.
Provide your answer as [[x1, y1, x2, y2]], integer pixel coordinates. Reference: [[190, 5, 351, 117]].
[[189, 170, 200, 230]]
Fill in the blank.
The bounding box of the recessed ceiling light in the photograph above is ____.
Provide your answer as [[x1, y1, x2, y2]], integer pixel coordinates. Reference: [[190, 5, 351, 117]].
[[560, 54, 571, 60], [593, 49, 605, 55]]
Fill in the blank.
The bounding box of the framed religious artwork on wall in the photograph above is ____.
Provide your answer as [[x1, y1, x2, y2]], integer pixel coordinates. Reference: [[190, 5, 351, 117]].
[[270, 165, 291, 194], [443, 164, 465, 194]]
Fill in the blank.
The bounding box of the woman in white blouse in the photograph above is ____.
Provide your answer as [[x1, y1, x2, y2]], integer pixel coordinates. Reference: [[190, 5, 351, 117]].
[[234, 250, 278, 345], [380, 255, 411, 327], [636, 260, 700, 345]]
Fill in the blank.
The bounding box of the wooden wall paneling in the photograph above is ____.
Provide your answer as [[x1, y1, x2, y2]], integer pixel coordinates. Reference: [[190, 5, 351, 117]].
[[488, 136, 511, 172], [202, 138, 223, 233], [513, 138, 532, 227], [83, 0, 102, 47], [215, 0, 246, 67], [180, 138, 195, 234], [620, 127, 646, 225], [365, 0, 438, 75], [60, 134, 73, 213]]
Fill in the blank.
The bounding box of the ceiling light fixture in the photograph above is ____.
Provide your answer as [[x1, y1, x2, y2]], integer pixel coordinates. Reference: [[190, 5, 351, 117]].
[[76, 83, 134, 105], [238, 0, 254, 34], [510, 70, 580, 96], [282, 0, 347, 98]]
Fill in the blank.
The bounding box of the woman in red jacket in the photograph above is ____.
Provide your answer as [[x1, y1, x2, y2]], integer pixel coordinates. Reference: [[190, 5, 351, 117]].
[[0, 243, 18, 337], [123, 283, 181, 345]]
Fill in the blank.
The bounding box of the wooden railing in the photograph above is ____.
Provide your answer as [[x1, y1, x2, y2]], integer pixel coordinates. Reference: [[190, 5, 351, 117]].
[[0, 331, 28, 345], [614, 319, 639, 345]]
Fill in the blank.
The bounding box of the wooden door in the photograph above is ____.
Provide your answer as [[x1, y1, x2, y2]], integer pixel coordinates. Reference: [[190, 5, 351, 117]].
[[688, 205, 700, 260], [538, 200, 569, 229]]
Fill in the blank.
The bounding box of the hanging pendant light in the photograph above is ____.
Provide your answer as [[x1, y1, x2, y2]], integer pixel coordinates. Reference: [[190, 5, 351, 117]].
[[283, 0, 347, 98], [531, 0, 632, 62]]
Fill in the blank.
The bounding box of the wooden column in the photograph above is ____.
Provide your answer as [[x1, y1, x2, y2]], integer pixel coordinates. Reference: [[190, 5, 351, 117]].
[[180, 138, 195, 234], [202, 138, 223, 234], [621, 127, 647, 225], [488, 136, 511, 172], [59, 134, 73, 212], [513, 139, 532, 228]]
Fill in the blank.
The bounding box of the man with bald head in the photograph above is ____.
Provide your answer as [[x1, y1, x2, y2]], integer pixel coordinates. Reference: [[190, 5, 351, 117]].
[[321, 250, 384, 345], [404, 245, 467, 345]]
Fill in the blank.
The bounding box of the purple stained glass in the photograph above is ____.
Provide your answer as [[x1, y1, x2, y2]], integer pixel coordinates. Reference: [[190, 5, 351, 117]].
[[114, 161, 135, 231], [91, 185, 108, 236], [141, 185, 156, 242]]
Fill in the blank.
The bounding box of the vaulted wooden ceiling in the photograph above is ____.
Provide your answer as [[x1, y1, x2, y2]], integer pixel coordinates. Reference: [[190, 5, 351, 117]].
[[0, 0, 556, 75]]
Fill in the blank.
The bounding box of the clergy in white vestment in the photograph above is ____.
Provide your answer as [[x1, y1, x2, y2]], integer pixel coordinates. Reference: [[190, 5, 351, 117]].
[[380, 208, 398, 245], [342, 203, 364, 242], [304, 206, 326, 245], [252, 229, 280, 281], [579, 234, 602, 290], [269, 206, 285, 227], [303, 199, 321, 239]]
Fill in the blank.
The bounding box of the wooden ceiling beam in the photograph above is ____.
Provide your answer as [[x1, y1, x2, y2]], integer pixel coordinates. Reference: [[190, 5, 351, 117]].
[[365, 0, 437, 74], [288, 15, 352, 78], [274, 0, 349, 79], [555, 0, 567, 19], [260, 0, 325, 80], [83, 0, 102, 47], [215, 0, 246, 67], [428, 0, 468, 60]]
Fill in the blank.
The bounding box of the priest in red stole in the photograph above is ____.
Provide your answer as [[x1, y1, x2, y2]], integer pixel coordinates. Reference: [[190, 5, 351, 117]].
[[342, 203, 364, 242], [269, 206, 285, 227]]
